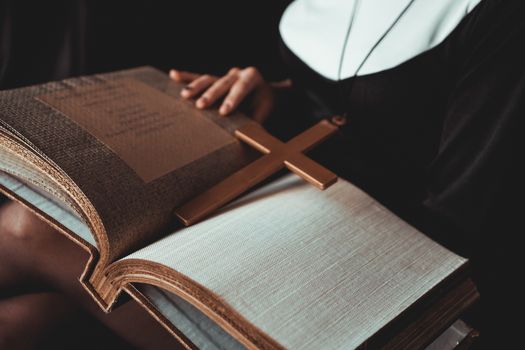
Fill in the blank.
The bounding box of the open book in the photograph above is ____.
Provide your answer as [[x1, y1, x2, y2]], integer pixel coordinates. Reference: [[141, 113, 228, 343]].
[[0, 67, 478, 349]]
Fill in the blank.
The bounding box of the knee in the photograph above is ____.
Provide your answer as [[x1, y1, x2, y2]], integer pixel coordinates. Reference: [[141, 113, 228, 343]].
[[0, 202, 47, 243]]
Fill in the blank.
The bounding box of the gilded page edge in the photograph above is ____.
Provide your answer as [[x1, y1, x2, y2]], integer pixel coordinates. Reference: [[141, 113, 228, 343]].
[[104, 259, 285, 350]]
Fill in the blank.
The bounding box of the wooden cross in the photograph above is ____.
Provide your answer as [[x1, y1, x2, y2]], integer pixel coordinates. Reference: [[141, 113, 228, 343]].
[[175, 119, 339, 226]]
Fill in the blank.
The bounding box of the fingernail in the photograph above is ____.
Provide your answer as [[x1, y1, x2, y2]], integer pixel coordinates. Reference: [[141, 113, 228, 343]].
[[180, 89, 191, 98], [220, 103, 231, 115], [196, 97, 207, 108], [169, 70, 177, 79]]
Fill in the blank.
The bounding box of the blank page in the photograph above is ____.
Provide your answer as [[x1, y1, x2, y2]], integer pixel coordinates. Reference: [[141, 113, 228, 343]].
[[124, 175, 466, 349], [0, 171, 95, 247]]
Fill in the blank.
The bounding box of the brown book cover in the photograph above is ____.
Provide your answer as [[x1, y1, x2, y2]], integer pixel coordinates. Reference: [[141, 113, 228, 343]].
[[0, 67, 478, 349]]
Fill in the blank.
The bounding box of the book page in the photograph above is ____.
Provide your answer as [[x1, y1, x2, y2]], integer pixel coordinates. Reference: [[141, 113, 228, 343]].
[[0, 171, 95, 247], [136, 285, 473, 350], [123, 175, 467, 349]]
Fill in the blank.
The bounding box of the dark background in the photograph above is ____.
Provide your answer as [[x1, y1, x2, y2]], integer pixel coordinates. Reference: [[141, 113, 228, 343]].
[[0, 0, 291, 89]]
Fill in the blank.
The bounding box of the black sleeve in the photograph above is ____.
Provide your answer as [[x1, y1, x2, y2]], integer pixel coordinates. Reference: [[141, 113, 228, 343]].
[[421, 0, 525, 345]]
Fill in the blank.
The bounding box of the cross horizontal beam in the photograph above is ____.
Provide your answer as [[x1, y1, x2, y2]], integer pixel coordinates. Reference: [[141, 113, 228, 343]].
[[175, 119, 339, 226]]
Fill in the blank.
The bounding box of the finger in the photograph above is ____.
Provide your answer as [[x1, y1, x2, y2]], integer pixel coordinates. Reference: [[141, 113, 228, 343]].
[[180, 75, 217, 100], [196, 72, 239, 109], [169, 69, 200, 83], [219, 68, 261, 115], [271, 79, 293, 89]]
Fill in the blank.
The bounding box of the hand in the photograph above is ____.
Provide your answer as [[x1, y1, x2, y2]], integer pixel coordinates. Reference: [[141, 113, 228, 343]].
[[169, 67, 291, 123]]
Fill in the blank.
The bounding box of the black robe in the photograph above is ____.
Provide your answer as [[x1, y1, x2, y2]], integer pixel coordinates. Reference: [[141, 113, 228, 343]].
[[273, 0, 524, 346]]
